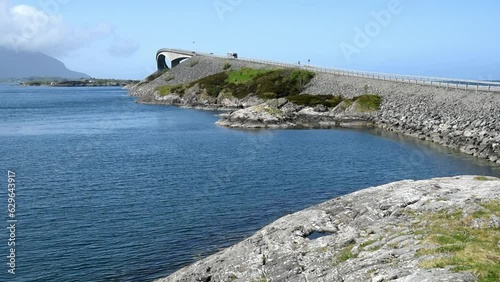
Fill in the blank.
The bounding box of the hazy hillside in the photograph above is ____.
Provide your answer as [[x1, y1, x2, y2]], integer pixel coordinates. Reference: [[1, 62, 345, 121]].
[[0, 48, 90, 79]]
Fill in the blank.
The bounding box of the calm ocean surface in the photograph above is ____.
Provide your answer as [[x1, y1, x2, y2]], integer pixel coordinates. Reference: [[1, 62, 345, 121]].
[[0, 85, 499, 281]]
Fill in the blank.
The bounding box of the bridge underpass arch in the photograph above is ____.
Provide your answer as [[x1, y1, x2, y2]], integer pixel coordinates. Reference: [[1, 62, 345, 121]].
[[171, 57, 190, 69], [157, 54, 168, 71], [156, 50, 194, 71]]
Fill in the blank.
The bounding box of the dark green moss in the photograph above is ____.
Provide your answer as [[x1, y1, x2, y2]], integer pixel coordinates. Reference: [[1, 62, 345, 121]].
[[156, 84, 185, 96], [226, 68, 272, 84], [185, 68, 315, 100], [287, 94, 343, 107], [190, 72, 228, 97], [253, 69, 315, 99]]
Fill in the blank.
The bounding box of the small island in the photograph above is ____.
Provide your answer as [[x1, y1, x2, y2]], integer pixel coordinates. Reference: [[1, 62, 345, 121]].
[[20, 78, 140, 87]]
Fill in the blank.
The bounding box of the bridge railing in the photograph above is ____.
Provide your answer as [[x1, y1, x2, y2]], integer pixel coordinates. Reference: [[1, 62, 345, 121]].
[[233, 56, 500, 93], [170, 49, 500, 92]]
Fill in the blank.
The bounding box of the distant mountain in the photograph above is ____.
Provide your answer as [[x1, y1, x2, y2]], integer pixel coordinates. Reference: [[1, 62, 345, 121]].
[[0, 48, 90, 79]]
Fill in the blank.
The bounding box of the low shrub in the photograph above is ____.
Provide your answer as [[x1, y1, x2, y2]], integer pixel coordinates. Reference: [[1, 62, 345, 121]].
[[355, 95, 382, 111], [287, 94, 343, 108], [191, 72, 228, 97], [156, 84, 185, 96]]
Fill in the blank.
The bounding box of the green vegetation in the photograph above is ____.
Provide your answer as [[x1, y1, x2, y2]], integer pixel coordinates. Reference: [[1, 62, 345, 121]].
[[184, 68, 316, 100], [226, 68, 272, 84], [223, 62, 232, 70], [252, 69, 315, 99], [250, 277, 268, 282], [339, 94, 382, 112], [255, 105, 283, 115], [337, 243, 358, 263], [156, 84, 185, 96], [287, 94, 343, 108], [416, 200, 500, 282], [474, 176, 496, 181], [340, 99, 354, 110], [190, 72, 228, 97], [151, 67, 384, 113], [291, 69, 315, 88], [360, 239, 378, 249], [341, 95, 382, 112], [355, 94, 382, 112]]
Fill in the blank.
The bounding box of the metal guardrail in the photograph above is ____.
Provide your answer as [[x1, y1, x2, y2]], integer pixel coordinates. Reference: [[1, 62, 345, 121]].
[[166, 49, 500, 93]]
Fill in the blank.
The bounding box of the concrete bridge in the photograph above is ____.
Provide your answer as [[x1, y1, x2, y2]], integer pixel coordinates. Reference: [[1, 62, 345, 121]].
[[156, 48, 197, 70], [156, 48, 500, 92]]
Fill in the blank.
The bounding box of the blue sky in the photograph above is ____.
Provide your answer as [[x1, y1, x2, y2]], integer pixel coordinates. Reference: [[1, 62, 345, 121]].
[[1, 0, 499, 79]]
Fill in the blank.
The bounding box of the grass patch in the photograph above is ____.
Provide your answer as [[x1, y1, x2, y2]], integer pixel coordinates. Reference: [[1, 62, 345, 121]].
[[475, 176, 495, 181], [360, 239, 377, 249], [290, 69, 315, 88], [287, 94, 343, 108], [337, 243, 358, 262], [482, 201, 500, 214], [417, 200, 500, 282], [355, 94, 382, 112], [340, 99, 354, 110], [156, 84, 185, 96], [226, 68, 272, 84], [190, 72, 228, 97], [253, 69, 315, 99], [264, 107, 283, 115], [187, 68, 315, 100], [318, 246, 329, 253], [223, 62, 232, 70]]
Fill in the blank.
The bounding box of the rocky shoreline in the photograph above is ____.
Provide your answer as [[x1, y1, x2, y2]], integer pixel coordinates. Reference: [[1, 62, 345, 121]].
[[215, 98, 375, 129], [156, 176, 500, 282], [128, 56, 500, 164]]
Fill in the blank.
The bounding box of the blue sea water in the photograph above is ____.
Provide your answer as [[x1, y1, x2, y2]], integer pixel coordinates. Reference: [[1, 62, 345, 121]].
[[0, 84, 498, 281]]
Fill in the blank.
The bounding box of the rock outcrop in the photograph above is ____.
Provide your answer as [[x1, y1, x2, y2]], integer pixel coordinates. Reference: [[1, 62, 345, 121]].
[[216, 98, 374, 129], [156, 176, 500, 282]]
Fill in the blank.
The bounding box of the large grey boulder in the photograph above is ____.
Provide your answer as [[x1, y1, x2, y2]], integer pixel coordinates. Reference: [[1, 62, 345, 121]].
[[156, 176, 499, 282]]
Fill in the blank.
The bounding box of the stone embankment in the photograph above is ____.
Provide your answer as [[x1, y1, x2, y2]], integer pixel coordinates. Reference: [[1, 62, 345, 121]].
[[301, 72, 500, 163], [129, 55, 500, 163], [156, 176, 500, 282]]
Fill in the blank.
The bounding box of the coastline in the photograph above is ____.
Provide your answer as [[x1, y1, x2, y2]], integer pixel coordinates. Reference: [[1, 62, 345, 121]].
[[156, 175, 500, 282], [128, 56, 500, 164]]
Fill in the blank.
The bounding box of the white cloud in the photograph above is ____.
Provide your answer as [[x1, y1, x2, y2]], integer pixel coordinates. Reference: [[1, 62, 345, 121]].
[[0, 1, 139, 57]]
